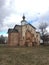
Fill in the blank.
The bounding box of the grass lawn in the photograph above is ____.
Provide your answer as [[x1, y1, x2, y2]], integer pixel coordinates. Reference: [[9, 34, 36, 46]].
[[0, 45, 49, 65]]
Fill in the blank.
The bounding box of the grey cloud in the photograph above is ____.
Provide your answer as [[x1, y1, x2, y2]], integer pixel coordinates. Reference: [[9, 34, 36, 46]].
[[0, 0, 13, 32], [31, 11, 49, 30], [0, 0, 6, 27], [0, 0, 5, 7], [39, 12, 49, 25]]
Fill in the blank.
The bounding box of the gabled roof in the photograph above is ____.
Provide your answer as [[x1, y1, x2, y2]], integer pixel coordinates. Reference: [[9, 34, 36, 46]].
[[36, 32, 40, 33], [14, 24, 21, 27], [28, 23, 36, 29], [21, 23, 36, 29], [8, 28, 18, 33]]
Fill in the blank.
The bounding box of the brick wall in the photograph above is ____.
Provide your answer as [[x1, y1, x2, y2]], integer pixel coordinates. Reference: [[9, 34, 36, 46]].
[[8, 32, 19, 46]]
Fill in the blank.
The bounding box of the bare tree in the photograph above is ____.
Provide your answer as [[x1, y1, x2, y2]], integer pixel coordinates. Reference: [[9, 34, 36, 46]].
[[39, 22, 48, 44]]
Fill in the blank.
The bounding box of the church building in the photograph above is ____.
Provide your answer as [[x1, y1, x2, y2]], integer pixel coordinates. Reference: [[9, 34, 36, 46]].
[[8, 15, 40, 47]]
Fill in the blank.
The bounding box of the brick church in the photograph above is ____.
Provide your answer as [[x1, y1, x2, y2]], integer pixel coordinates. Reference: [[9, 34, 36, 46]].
[[8, 15, 40, 47]]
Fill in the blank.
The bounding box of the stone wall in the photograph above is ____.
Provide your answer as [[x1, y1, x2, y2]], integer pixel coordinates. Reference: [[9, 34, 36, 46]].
[[25, 30, 33, 46], [8, 24, 40, 47], [8, 32, 19, 46]]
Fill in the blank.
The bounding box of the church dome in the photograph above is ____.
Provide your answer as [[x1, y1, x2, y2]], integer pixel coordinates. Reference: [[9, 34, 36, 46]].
[[21, 15, 27, 25]]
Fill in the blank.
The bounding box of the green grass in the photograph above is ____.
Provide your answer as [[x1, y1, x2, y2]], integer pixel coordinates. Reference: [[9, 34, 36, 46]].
[[0, 45, 49, 65]]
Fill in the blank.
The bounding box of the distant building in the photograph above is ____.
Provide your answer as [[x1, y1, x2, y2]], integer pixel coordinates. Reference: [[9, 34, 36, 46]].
[[43, 34, 49, 45], [8, 15, 40, 47]]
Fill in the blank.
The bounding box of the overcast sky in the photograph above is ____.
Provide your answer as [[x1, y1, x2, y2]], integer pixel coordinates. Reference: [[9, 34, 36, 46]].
[[0, 0, 49, 36]]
